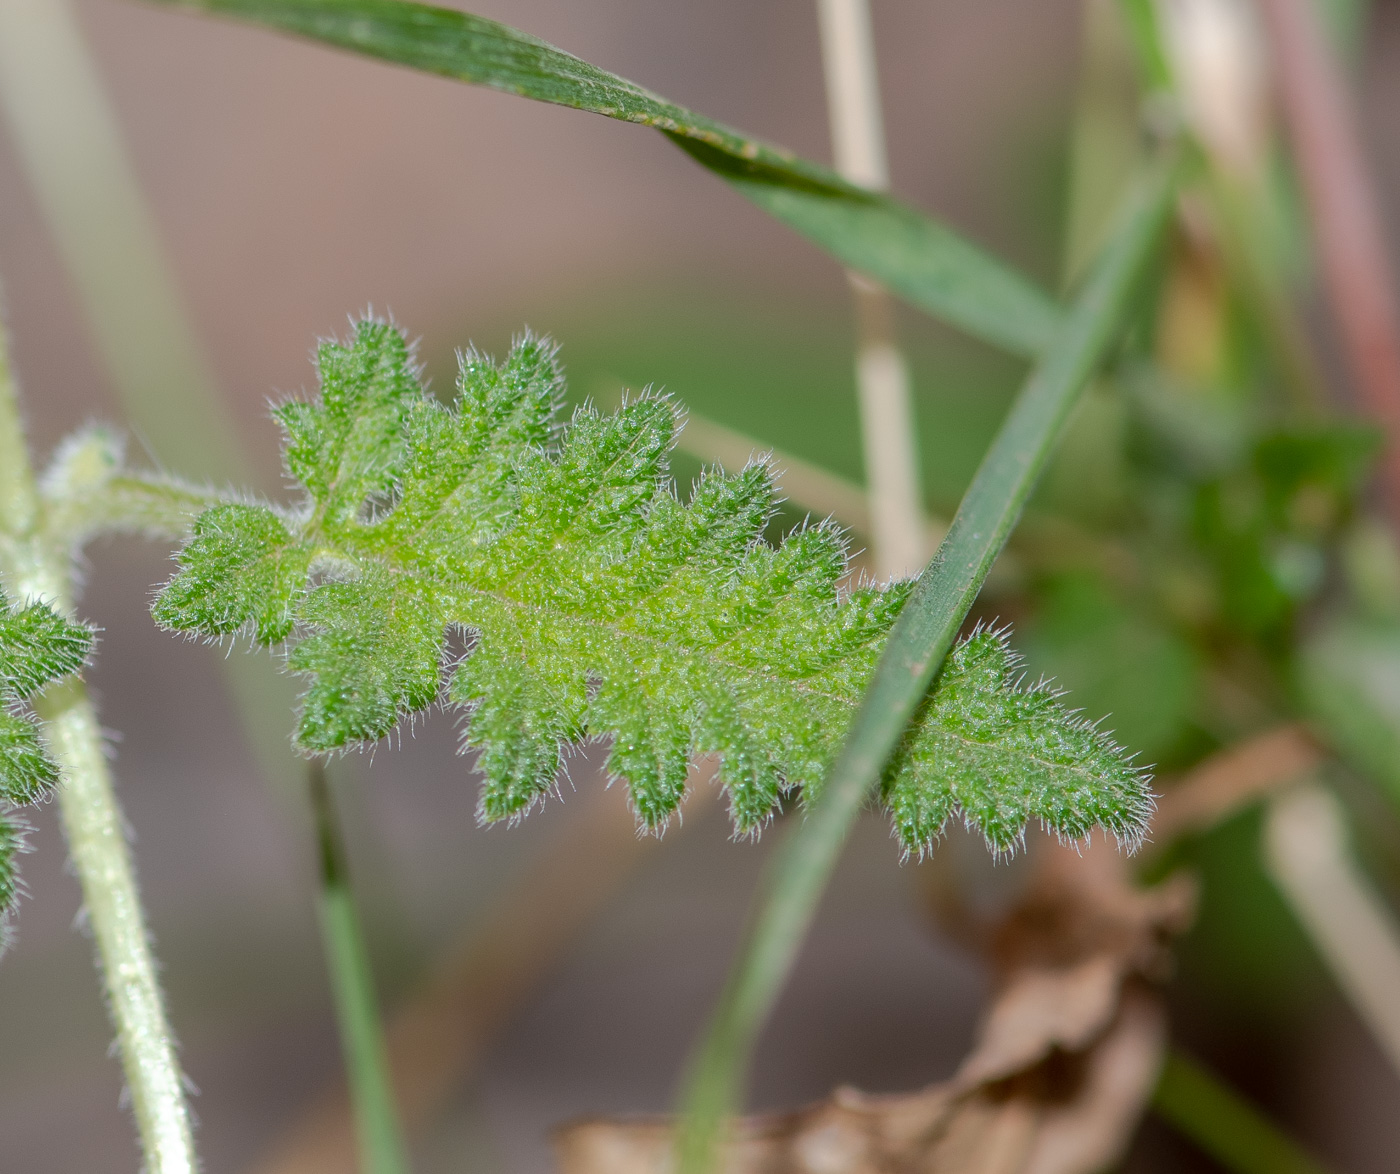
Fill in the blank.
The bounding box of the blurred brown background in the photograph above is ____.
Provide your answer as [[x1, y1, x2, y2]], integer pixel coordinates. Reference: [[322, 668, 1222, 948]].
[[2, 1, 1400, 1170]]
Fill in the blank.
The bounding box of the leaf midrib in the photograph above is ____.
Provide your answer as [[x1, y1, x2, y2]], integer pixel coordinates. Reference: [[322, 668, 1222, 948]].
[[305, 531, 1119, 791]]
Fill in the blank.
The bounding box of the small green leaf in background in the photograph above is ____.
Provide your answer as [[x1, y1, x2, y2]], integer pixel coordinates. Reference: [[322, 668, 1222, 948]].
[[157, 0, 1062, 359], [1021, 571, 1198, 763], [1299, 615, 1400, 809], [0, 589, 91, 943], [1196, 422, 1379, 641], [154, 318, 1151, 854]]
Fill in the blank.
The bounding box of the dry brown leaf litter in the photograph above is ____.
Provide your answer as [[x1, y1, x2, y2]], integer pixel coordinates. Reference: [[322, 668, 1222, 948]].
[[554, 837, 1195, 1174]]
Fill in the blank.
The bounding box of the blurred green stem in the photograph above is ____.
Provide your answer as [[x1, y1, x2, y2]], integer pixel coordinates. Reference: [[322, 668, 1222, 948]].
[[1063, 0, 1144, 288], [673, 156, 1179, 1174], [1131, 0, 1327, 415], [1208, 171, 1329, 417], [308, 761, 411, 1174], [0, 313, 197, 1172], [1154, 1050, 1333, 1174], [0, 0, 242, 484]]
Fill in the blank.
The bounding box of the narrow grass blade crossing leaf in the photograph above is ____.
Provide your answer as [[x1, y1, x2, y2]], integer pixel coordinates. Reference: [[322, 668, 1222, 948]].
[[674, 156, 1180, 1174], [155, 0, 1062, 359]]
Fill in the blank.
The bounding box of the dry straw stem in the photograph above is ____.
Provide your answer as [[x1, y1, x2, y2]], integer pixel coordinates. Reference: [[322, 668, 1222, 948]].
[[1146, 714, 1400, 1097], [816, 0, 928, 580], [1265, 783, 1400, 1080], [662, 404, 948, 569], [1256, 0, 1400, 522]]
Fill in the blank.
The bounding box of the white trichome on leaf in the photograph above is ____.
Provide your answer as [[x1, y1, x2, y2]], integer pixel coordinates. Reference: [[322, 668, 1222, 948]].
[[0, 590, 91, 944], [153, 318, 1151, 853]]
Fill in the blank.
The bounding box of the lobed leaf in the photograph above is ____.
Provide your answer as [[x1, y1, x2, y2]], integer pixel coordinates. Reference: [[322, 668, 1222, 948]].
[[276, 320, 422, 524], [670, 157, 1180, 1166], [0, 709, 59, 809], [155, 319, 1151, 854], [0, 589, 92, 944], [0, 592, 91, 701], [151, 505, 306, 644], [885, 628, 1151, 853]]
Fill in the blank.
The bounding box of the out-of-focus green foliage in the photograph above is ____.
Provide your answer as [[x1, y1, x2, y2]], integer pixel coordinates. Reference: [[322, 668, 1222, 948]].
[[1156, 806, 1327, 1019], [1006, 354, 1378, 780], [1021, 570, 1198, 761], [1193, 424, 1379, 644], [154, 318, 1151, 852], [1300, 618, 1400, 808], [0, 589, 90, 942]]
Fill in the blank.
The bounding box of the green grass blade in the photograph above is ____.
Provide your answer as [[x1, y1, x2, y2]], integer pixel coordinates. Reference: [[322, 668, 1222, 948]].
[[1116, 0, 1174, 92], [673, 155, 1178, 1174], [309, 762, 410, 1174], [155, 0, 1061, 357], [1153, 1051, 1334, 1174]]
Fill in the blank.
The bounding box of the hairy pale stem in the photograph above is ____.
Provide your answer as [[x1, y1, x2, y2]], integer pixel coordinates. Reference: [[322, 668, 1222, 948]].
[[308, 761, 411, 1174], [673, 157, 1179, 1174], [0, 318, 197, 1172], [40, 679, 198, 1173]]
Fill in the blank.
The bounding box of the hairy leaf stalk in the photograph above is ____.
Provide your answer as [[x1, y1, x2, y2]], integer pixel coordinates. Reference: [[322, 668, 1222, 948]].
[[674, 155, 1180, 1174], [0, 324, 197, 1173]]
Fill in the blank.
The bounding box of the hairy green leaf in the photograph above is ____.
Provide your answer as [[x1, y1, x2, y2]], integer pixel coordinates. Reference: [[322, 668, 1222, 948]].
[[0, 592, 93, 705], [0, 589, 91, 940], [155, 319, 1149, 853], [157, 0, 1061, 359]]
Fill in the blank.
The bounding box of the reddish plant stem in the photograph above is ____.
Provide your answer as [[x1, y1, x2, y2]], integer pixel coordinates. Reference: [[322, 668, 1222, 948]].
[[1257, 0, 1400, 520]]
